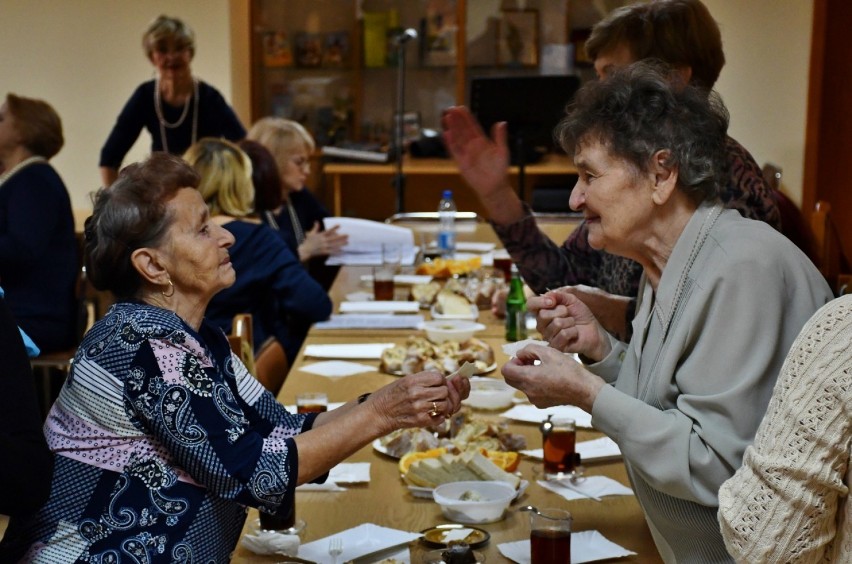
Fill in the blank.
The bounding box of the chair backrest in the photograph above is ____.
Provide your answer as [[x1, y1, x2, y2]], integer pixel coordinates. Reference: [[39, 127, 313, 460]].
[[254, 338, 290, 395], [228, 313, 256, 375], [385, 211, 482, 224], [810, 200, 852, 295]]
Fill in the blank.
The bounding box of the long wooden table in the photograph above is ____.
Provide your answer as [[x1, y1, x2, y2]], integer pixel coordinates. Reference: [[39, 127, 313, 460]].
[[230, 221, 661, 563]]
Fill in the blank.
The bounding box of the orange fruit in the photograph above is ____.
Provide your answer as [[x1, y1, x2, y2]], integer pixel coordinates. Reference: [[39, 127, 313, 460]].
[[398, 447, 447, 474], [485, 450, 520, 473]]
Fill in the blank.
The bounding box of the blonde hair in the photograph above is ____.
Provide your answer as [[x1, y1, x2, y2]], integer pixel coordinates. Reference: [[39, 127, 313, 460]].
[[246, 117, 315, 174], [142, 15, 196, 61], [183, 138, 254, 218]]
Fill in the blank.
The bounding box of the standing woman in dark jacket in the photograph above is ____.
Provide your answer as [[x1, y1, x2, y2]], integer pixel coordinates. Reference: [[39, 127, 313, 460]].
[[99, 15, 245, 187], [0, 93, 77, 353]]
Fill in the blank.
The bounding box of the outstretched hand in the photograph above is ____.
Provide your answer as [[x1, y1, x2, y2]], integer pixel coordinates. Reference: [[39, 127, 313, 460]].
[[527, 290, 612, 361], [299, 223, 349, 260]]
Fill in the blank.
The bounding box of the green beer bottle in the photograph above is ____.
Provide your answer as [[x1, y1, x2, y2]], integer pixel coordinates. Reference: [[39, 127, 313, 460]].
[[505, 264, 527, 342]]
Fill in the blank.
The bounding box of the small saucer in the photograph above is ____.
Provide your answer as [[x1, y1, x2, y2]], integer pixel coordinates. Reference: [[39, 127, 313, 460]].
[[420, 524, 490, 549]]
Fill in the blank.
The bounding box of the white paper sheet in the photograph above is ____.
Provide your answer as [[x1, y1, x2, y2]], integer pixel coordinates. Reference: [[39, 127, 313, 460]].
[[297, 361, 376, 378], [498, 530, 636, 563], [315, 314, 424, 330], [298, 523, 421, 562], [303, 343, 395, 359], [521, 437, 622, 463], [339, 301, 420, 314], [324, 217, 416, 265], [537, 475, 634, 501]]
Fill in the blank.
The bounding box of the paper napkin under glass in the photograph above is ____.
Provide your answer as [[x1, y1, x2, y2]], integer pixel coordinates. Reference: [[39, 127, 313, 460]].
[[297, 463, 371, 492], [298, 360, 376, 378], [521, 436, 622, 463], [537, 475, 634, 501], [498, 530, 636, 563], [500, 404, 593, 428], [240, 526, 300, 556], [298, 523, 421, 562]]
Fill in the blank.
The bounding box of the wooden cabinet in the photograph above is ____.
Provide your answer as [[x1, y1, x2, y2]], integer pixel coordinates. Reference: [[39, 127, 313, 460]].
[[247, 0, 580, 146]]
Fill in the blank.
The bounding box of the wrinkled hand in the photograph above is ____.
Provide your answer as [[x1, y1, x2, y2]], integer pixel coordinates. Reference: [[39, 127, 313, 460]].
[[557, 285, 632, 341], [299, 223, 349, 260], [502, 344, 604, 412], [528, 290, 612, 361], [368, 371, 470, 432], [441, 106, 511, 202]]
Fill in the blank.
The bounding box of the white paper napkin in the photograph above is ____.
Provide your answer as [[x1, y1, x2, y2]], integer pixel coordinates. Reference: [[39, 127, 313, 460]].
[[360, 273, 434, 285], [314, 314, 425, 330], [498, 530, 636, 563], [303, 343, 395, 359], [537, 475, 634, 501], [521, 437, 622, 463], [500, 404, 593, 428], [298, 523, 421, 562], [240, 528, 300, 556], [298, 360, 376, 378], [340, 301, 420, 314]]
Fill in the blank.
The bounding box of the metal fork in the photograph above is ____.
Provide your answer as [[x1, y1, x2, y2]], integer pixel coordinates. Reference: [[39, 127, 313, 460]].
[[328, 537, 343, 564]]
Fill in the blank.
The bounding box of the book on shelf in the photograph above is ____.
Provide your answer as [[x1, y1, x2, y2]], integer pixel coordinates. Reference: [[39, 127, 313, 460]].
[[262, 31, 293, 67], [322, 31, 350, 68], [321, 143, 391, 163], [295, 32, 323, 68]]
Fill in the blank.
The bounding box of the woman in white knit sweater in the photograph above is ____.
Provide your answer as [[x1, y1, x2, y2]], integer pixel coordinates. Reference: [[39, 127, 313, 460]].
[[719, 294, 852, 562]]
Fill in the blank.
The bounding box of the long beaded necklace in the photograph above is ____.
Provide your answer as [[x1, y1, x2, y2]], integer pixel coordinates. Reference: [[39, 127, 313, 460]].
[[154, 76, 199, 154], [0, 155, 46, 188]]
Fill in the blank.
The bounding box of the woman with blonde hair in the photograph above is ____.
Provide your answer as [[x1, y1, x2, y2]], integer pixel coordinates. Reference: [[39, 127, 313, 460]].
[[99, 14, 245, 187], [0, 93, 77, 353], [247, 117, 347, 266], [183, 137, 330, 366]]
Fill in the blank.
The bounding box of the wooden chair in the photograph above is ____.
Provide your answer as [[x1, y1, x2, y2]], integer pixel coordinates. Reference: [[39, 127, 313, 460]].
[[227, 313, 256, 376], [762, 163, 819, 263], [811, 200, 852, 295], [254, 338, 290, 395]]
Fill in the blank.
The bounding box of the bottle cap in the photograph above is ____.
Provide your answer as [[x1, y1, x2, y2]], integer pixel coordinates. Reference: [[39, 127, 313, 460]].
[[442, 190, 452, 198]]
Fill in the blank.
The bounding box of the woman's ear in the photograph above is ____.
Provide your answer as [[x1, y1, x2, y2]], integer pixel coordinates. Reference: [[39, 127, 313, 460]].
[[650, 150, 678, 206], [131, 248, 170, 286]]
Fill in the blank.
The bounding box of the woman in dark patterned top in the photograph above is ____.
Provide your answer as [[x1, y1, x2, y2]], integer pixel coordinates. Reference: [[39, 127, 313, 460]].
[[0, 153, 469, 562], [442, 0, 780, 339], [99, 15, 245, 187]]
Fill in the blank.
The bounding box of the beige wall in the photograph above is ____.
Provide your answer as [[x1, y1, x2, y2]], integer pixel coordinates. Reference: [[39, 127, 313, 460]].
[[704, 0, 813, 206], [0, 0, 233, 216], [1, 0, 813, 215]]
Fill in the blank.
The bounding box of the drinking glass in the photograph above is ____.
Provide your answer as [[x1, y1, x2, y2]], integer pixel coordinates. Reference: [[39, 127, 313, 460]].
[[541, 416, 577, 479], [373, 266, 395, 300], [529, 508, 572, 564], [296, 392, 328, 414]]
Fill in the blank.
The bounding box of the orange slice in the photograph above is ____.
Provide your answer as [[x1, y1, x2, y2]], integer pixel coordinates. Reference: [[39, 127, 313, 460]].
[[485, 450, 520, 473], [398, 447, 447, 474]]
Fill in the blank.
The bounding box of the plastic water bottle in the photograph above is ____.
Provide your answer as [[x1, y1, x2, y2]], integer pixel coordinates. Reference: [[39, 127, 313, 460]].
[[437, 189, 456, 258], [505, 264, 527, 342]]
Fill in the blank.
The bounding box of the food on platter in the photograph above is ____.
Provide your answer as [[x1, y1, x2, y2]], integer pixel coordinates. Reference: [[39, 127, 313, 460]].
[[416, 256, 482, 278], [435, 290, 473, 316], [379, 336, 494, 376], [403, 450, 521, 489], [411, 281, 442, 307], [399, 448, 519, 475], [377, 412, 526, 458]]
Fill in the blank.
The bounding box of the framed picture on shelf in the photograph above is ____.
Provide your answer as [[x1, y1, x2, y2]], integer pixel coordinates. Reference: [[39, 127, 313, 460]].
[[294, 32, 323, 68], [420, 0, 457, 67], [323, 31, 350, 68], [262, 31, 292, 67], [497, 9, 539, 67]]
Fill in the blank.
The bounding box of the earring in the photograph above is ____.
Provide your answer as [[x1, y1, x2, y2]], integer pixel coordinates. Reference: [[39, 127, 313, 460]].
[[161, 278, 175, 298]]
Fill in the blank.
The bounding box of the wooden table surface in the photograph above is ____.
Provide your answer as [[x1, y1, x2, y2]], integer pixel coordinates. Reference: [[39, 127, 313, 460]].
[[230, 220, 661, 564]]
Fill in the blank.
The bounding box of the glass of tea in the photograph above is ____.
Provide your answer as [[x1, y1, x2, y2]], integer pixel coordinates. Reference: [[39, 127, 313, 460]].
[[492, 249, 513, 283], [541, 416, 578, 479], [296, 392, 328, 414], [373, 265, 395, 301], [529, 508, 572, 564]]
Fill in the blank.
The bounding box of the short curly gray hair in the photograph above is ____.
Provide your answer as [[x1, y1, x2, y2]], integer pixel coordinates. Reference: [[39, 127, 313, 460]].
[[555, 60, 729, 204]]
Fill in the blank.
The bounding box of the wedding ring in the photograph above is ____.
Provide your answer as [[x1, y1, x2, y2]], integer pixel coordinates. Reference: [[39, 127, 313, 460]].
[[428, 401, 440, 417]]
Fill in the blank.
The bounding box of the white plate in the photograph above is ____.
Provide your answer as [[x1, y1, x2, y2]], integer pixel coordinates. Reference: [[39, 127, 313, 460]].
[[298, 523, 421, 562], [372, 438, 398, 459], [408, 479, 529, 500], [430, 304, 479, 320], [382, 362, 496, 378]]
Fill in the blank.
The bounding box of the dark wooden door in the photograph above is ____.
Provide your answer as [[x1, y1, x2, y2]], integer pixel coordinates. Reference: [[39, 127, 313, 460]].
[[803, 0, 852, 264]]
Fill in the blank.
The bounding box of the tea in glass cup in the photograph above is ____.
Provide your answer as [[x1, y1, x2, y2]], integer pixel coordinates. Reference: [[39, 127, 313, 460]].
[[296, 392, 328, 414], [542, 416, 577, 479], [373, 266, 395, 301], [529, 508, 572, 564]]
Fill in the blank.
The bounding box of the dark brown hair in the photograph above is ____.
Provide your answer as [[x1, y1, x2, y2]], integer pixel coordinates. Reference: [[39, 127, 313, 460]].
[[5, 93, 64, 159], [585, 0, 725, 89], [85, 153, 200, 299], [239, 139, 283, 213]]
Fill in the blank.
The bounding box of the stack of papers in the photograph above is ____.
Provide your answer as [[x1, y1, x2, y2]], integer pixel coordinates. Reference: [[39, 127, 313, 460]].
[[314, 314, 425, 330], [324, 218, 416, 265]]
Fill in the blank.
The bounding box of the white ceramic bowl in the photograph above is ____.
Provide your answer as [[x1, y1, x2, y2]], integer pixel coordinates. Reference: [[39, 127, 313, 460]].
[[430, 304, 479, 321], [422, 319, 486, 343], [432, 481, 516, 524], [462, 377, 516, 410]]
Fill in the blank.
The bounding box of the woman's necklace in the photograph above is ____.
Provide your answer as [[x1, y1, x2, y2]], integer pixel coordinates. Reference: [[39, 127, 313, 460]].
[[154, 76, 199, 154], [0, 155, 46, 188], [286, 200, 305, 244]]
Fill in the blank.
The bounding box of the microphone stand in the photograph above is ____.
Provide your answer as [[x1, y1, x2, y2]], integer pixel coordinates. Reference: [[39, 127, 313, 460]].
[[391, 36, 410, 214]]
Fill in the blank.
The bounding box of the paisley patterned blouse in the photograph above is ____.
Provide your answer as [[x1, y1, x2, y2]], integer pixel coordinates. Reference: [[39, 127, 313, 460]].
[[0, 302, 318, 563]]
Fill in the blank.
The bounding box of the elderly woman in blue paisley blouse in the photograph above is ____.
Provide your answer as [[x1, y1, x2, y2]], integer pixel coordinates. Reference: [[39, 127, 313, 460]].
[[0, 152, 470, 563]]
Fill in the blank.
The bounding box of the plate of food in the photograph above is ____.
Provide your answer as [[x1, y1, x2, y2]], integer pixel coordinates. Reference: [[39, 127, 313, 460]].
[[380, 336, 495, 377]]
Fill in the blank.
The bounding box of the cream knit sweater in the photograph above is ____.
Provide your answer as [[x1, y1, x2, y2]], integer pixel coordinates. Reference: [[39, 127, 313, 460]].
[[718, 294, 852, 562]]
